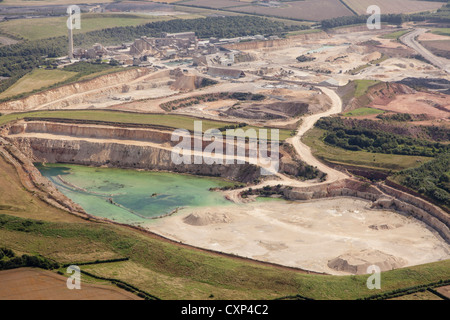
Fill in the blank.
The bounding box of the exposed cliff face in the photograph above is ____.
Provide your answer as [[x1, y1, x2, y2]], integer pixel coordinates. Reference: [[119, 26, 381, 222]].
[[9, 121, 174, 145], [11, 137, 262, 183], [0, 68, 150, 111], [222, 32, 329, 51], [7, 120, 318, 183]]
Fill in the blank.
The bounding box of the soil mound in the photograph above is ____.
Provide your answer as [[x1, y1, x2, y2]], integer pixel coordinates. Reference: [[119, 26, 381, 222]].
[[170, 75, 212, 92], [363, 51, 382, 62], [327, 249, 407, 274], [225, 101, 309, 120], [183, 212, 232, 226]]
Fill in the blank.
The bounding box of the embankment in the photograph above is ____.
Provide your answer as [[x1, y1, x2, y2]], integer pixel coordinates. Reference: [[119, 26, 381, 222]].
[[222, 32, 329, 51], [0, 68, 151, 112]]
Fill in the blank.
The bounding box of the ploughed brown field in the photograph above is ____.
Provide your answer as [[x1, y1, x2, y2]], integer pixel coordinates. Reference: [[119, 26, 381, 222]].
[[342, 0, 444, 15], [0, 268, 142, 300], [182, 0, 355, 21], [420, 40, 450, 59]]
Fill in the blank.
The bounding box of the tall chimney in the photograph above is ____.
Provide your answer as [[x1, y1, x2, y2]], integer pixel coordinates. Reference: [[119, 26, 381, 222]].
[[68, 10, 74, 59], [68, 26, 74, 59]]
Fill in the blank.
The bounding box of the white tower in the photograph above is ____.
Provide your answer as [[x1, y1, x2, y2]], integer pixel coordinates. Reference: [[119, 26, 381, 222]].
[[68, 26, 74, 60]]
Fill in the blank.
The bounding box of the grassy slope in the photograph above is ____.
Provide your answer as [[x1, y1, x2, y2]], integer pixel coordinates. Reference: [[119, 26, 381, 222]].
[[381, 30, 409, 40], [0, 110, 292, 140], [354, 80, 381, 98], [0, 65, 124, 102], [0, 12, 208, 41], [0, 69, 77, 100], [0, 152, 84, 224], [1, 210, 449, 300], [343, 107, 384, 117], [302, 127, 432, 171]]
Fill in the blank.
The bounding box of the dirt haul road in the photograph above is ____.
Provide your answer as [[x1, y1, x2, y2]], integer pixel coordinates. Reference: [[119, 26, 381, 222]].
[[286, 87, 348, 184], [225, 87, 348, 202], [400, 28, 450, 74]]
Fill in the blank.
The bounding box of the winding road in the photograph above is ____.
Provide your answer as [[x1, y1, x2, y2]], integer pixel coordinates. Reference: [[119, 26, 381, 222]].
[[225, 87, 348, 202], [400, 28, 450, 74]]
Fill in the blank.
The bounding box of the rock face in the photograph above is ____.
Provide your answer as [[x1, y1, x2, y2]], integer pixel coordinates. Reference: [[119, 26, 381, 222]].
[[327, 250, 407, 275], [0, 68, 150, 111], [9, 121, 174, 145], [11, 136, 262, 183], [222, 32, 329, 51]]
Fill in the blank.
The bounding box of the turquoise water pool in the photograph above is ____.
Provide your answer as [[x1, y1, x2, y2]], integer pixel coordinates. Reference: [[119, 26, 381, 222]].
[[36, 163, 236, 224]]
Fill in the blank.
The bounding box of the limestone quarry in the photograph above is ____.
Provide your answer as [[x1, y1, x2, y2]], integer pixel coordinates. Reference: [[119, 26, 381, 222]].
[[0, 24, 449, 276]]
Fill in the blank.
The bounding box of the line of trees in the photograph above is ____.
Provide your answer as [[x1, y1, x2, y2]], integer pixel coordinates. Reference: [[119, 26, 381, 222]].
[[395, 153, 449, 207], [0, 248, 60, 271], [316, 117, 449, 157]]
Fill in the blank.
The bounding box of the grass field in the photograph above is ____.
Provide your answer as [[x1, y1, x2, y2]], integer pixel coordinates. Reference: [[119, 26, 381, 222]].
[[0, 110, 292, 140], [1, 210, 449, 300], [0, 13, 188, 41], [0, 69, 77, 100], [381, 30, 409, 40], [389, 290, 443, 300], [431, 28, 450, 37], [0, 65, 124, 102], [343, 107, 384, 117], [302, 128, 432, 171], [354, 80, 381, 97], [286, 29, 323, 37], [0, 152, 84, 224]]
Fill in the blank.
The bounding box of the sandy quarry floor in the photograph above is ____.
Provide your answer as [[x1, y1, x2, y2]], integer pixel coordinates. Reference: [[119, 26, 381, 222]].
[[146, 197, 450, 275]]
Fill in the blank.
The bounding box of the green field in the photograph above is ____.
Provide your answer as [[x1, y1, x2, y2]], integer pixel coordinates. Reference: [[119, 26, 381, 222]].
[[354, 79, 381, 97], [431, 28, 450, 37], [1, 208, 449, 300], [0, 69, 77, 100], [0, 13, 191, 41], [0, 110, 292, 140], [343, 107, 385, 117], [0, 64, 124, 102], [1, 209, 449, 300], [286, 29, 322, 37], [302, 128, 432, 171], [381, 30, 409, 40]]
